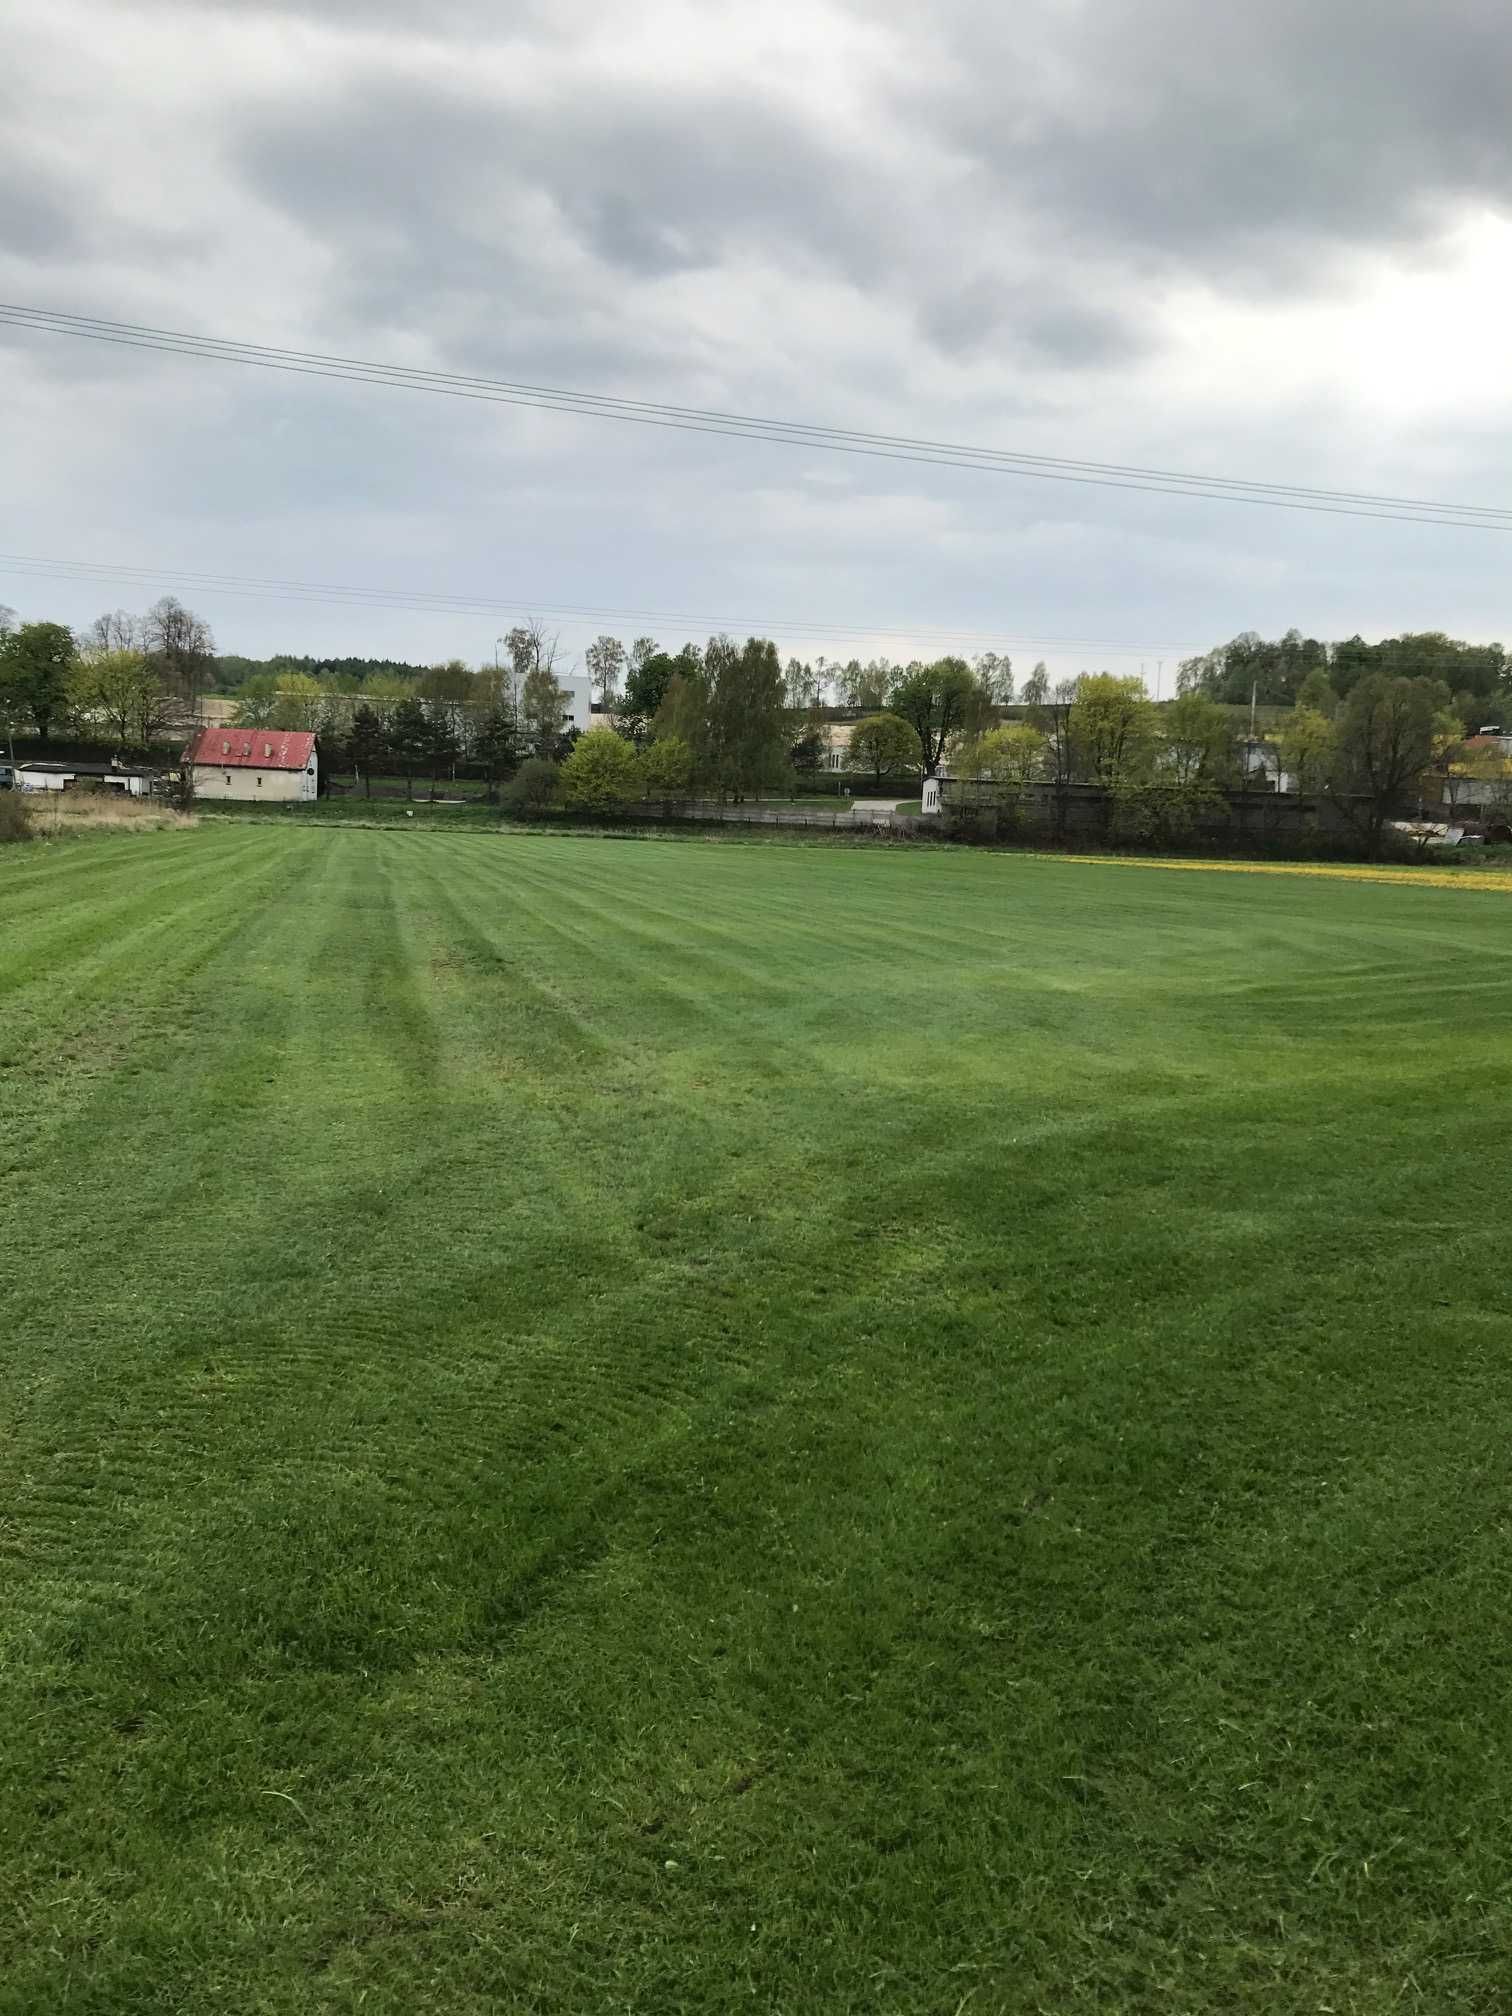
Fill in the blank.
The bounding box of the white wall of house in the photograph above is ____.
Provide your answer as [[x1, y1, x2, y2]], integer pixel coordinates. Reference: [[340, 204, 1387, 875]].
[[193, 756, 317, 802], [560, 674, 592, 734]]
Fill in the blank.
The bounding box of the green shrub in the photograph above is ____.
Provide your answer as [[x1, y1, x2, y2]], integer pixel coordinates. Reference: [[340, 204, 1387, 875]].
[[561, 730, 641, 811], [502, 759, 562, 815]]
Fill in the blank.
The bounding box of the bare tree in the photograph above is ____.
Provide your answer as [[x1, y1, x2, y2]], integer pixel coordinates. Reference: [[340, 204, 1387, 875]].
[[627, 636, 659, 679], [973, 651, 1015, 703], [0, 605, 16, 640], [836, 658, 893, 710], [85, 609, 142, 654], [144, 596, 215, 718], [505, 619, 558, 684], [1032, 678, 1080, 841], [784, 657, 821, 711], [1019, 662, 1049, 707]]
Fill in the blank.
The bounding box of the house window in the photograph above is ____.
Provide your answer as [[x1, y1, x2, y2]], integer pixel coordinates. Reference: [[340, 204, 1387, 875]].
[[224, 772, 231, 785], [256, 776, 263, 787]]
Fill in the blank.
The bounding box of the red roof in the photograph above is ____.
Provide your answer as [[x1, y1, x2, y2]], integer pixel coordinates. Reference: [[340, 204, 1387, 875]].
[[187, 728, 316, 771]]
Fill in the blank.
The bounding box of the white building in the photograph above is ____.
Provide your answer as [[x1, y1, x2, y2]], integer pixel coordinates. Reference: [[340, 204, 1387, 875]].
[[16, 759, 158, 797], [501, 670, 593, 736], [187, 727, 318, 802]]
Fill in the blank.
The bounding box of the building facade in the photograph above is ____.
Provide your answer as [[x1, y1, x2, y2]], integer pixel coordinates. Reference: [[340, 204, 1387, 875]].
[[500, 670, 593, 736], [16, 760, 159, 797]]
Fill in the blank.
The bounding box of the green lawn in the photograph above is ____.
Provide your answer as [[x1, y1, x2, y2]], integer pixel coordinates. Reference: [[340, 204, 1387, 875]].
[[4, 827, 1512, 2013]]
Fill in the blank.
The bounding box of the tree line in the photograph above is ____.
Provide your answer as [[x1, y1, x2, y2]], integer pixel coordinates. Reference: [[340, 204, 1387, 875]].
[[1176, 628, 1509, 722], [5, 596, 1509, 850], [941, 672, 1512, 857], [0, 598, 216, 747]]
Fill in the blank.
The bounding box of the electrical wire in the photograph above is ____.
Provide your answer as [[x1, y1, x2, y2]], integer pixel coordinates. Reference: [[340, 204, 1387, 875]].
[[5, 303, 1512, 532]]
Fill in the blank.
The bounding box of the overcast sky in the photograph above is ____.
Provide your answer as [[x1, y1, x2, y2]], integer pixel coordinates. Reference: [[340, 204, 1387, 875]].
[[4, 0, 1512, 685]]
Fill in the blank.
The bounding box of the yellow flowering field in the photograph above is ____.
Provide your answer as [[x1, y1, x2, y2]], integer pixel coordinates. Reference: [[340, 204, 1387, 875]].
[[1044, 850, 1512, 893]]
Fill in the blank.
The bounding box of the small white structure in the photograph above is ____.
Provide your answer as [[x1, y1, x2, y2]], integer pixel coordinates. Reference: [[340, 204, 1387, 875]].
[[187, 728, 318, 802], [17, 760, 156, 797], [921, 777, 942, 816]]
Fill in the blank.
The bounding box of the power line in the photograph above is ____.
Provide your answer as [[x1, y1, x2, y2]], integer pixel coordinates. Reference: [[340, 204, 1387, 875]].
[[0, 551, 1204, 659], [4, 550, 1498, 682], [11, 303, 1506, 517], [5, 302, 1512, 533]]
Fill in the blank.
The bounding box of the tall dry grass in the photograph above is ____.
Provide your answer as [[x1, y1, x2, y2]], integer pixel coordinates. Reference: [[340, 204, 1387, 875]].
[[23, 789, 196, 837]]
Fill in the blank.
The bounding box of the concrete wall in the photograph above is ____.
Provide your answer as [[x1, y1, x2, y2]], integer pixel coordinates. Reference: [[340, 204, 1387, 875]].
[[939, 778, 1374, 841]]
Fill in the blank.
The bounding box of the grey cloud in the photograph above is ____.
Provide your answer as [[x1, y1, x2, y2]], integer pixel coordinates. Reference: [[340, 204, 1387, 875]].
[[233, 72, 894, 292], [187, 0, 559, 25], [5, 0, 1512, 680], [921, 277, 1149, 367], [0, 135, 209, 272], [1014, 301, 1148, 367], [902, 0, 1512, 279], [0, 163, 81, 259]]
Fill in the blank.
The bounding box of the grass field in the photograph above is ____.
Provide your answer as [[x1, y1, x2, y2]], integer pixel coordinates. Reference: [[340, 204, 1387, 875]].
[[4, 827, 1512, 2013]]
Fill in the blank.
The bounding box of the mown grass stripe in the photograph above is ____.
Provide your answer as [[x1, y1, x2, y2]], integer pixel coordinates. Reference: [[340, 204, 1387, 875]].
[[4, 827, 1512, 2013]]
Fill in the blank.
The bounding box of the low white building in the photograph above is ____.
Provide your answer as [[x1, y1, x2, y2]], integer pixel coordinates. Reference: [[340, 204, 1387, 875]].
[[16, 759, 158, 797], [187, 727, 318, 802]]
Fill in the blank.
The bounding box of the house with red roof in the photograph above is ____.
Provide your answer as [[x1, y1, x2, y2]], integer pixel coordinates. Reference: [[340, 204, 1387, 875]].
[[186, 727, 319, 803]]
